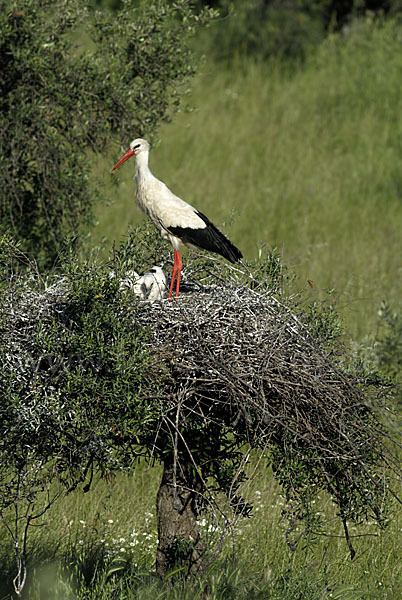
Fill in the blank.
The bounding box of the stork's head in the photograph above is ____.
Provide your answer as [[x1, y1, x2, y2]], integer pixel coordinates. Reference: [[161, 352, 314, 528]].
[[112, 138, 149, 171]]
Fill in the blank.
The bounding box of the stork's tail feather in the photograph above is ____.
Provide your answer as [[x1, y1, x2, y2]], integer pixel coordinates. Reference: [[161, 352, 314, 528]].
[[168, 211, 242, 264], [204, 221, 242, 263]]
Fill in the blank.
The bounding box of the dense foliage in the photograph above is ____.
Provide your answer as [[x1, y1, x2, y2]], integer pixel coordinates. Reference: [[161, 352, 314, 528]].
[[0, 231, 166, 593], [199, 0, 402, 61], [0, 0, 215, 266], [0, 234, 160, 502]]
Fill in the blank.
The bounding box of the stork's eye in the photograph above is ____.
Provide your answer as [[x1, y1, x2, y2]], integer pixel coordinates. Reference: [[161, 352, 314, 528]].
[[133, 143, 141, 150]]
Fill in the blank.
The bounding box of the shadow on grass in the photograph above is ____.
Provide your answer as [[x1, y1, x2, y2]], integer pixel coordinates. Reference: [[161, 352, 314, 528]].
[[0, 543, 357, 600]]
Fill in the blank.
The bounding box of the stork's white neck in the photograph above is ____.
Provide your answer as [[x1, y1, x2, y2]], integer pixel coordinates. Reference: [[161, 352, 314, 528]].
[[134, 150, 152, 182]]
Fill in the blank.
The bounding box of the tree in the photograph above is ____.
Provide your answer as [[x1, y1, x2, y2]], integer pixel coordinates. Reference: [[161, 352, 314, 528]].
[[0, 0, 216, 266], [0, 228, 400, 594]]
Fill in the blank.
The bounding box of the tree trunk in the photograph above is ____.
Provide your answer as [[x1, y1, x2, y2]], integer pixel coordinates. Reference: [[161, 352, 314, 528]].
[[155, 455, 203, 579]]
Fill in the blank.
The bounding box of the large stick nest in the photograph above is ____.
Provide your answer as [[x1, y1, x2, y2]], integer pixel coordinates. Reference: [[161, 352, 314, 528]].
[[133, 256, 400, 548], [137, 262, 388, 452]]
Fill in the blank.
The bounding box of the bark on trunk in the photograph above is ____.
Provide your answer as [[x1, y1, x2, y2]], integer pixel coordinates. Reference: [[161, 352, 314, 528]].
[[156, 455, 203, 579]]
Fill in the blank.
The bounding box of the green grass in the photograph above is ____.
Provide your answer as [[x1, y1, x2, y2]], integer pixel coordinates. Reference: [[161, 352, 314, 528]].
[[1, 460, 400, 599], [90, 19, 402, 339]]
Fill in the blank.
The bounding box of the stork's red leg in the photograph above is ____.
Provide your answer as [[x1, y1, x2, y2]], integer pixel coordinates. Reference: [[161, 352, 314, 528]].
[[168, 249, 178, 300], [175, 251, 182, 298]]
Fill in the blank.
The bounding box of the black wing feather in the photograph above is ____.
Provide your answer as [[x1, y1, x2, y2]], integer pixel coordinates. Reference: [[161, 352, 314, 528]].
[[168, 211, 242, 264]]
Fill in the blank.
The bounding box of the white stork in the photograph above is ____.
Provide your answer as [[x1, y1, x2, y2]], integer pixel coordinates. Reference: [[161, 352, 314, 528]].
[[112, 138, 242, 298]]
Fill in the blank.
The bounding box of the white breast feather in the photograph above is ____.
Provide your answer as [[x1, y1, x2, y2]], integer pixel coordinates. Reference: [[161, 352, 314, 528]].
[[136, 175, 206, 232]]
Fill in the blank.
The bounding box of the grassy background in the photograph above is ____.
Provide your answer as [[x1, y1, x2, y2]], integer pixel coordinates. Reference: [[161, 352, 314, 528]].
[[1, 17, 401, 600]]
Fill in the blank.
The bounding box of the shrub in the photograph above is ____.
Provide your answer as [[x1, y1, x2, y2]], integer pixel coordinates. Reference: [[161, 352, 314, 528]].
[[0, 0, 216, 266], [0, 231, 166, 594]]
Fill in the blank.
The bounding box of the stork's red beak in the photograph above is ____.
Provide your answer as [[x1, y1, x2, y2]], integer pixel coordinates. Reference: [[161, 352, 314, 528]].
[[112, 147, 135, 171]]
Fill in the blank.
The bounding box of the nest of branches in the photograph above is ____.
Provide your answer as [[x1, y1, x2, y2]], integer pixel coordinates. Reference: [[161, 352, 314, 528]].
[[134, 256, 400, 558]]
